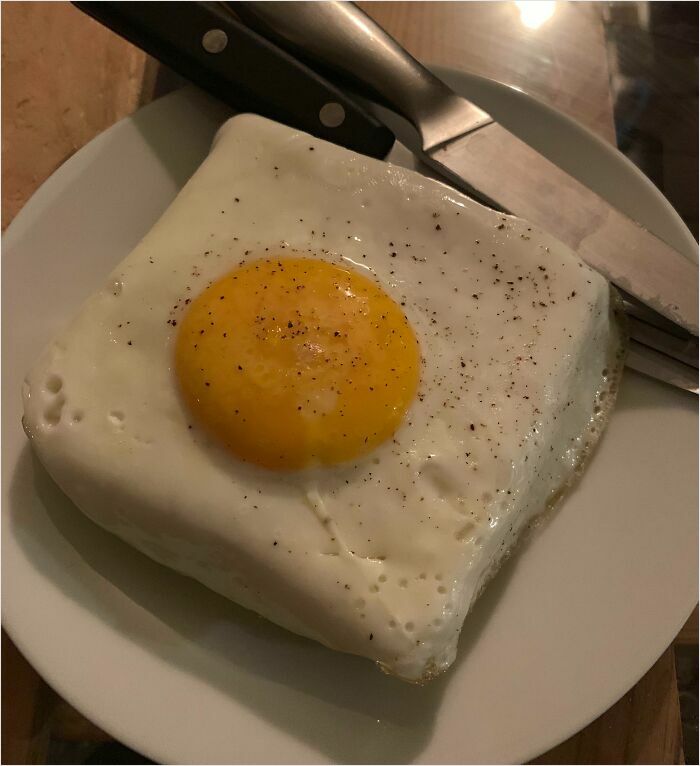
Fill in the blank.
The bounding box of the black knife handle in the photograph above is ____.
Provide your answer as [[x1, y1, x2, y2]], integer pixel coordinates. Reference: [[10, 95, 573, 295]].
[[72, 1, 394, 159]]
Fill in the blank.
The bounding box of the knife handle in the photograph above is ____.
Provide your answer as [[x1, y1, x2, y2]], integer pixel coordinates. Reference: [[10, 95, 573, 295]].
[[72, 1, 395, 159], [235, 1, 491, 151]]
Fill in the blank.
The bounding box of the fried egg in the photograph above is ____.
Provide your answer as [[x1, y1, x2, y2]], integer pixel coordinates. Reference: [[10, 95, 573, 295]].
[[22, 114, 624, 682]]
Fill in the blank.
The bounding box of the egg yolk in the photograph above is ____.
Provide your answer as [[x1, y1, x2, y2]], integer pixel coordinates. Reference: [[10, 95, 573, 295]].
[[175, 257, 420, 470]]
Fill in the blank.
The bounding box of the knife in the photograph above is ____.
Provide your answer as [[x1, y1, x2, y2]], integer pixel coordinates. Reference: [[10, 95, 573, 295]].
[[236, 1, 699, 339], [72, 1, 394, 159]]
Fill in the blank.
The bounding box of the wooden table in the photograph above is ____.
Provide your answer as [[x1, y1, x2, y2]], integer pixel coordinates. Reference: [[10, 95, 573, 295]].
[[3, 2, 697, 763]]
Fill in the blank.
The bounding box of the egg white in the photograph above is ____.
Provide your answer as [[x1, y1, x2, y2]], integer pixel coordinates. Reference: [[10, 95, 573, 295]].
[[23, 114, 624, 681]]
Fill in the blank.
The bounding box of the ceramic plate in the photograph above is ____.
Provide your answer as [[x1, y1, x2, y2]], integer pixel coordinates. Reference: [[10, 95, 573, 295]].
[[3, 70, 697, 764]]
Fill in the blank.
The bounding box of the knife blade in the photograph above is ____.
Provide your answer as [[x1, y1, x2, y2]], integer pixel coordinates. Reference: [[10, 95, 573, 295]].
[[426, 127, 698, 335], [236, 0, 698, 338]]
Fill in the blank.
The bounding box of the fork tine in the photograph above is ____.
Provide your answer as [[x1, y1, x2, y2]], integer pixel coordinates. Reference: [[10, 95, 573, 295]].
[[619, 292, 691, 339], [626, 314, 698, 369], [626, 339, 698, 393]]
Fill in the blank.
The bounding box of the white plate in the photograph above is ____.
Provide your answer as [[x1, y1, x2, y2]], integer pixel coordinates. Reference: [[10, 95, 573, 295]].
[[3, 70, 697, 765]]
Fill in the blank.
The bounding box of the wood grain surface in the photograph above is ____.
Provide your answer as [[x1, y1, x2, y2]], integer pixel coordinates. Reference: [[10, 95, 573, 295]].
[[2, 2, 695, 764], [1, 1, 155, 227]]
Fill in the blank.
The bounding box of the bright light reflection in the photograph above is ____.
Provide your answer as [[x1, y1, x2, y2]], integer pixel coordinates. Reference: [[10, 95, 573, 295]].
[[515, 1, 556, 29], [340, 255, 372, 272]]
